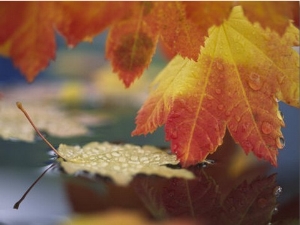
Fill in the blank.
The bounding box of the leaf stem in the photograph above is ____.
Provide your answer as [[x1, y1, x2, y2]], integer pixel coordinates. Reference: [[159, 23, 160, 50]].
[[13, 163, 56, 209], [16, 102, 64, 159]]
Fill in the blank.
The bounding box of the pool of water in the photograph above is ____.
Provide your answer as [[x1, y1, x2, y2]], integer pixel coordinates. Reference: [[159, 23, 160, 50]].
[[0, 105, 299, 225]]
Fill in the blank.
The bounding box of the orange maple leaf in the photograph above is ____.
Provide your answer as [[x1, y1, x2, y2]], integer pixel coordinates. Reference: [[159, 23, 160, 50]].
[[106, 2, 159, 87], [54, 2, 128, 47], [0, 2, 56, 82], [239, 1, 299, 35], [132, 6, 299, 167]]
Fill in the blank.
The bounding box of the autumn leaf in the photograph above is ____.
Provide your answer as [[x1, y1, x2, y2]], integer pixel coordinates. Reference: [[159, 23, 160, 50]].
[[132, 6, 299, 167], [0, 100, 100, 142], [59, 142, 194, 186], [133, 170, 278, 225], [0, 2, 298, 86], [0, 2, 299, 167], [54, 2, 127, 47], [0, 2, 56, 82], [239, 1, 299, 35], [105, 2, 159, 87]]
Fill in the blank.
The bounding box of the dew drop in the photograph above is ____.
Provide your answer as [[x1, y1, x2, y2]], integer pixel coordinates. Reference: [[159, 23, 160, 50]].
[[130, 155, 139, 161], [279, 111, 284, 119], [218, 104, 224, 110], [273, 186, 282, 197], [274, 97, 280, 103], [261, 121, 273, 134], [207, 95, 213, 100], [276, 137, 285, 149], [215, 88, 222, 94], [248, 72, 263, 91], [272, 207, 278, 215], [257, 198, 268, 208], [216, 61, 224, 70], [234, 115, 241, 122], [241, 122, 250, 132]]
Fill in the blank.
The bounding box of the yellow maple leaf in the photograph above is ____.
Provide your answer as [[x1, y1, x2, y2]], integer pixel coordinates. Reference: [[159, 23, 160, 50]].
[[133, 6, 299, 167]]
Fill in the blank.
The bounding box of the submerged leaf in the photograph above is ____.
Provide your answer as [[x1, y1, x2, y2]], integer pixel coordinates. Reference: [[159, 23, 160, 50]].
[[59, 142, 195, 186]]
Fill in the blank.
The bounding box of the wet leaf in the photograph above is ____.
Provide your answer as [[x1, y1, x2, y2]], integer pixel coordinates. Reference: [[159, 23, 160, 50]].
[[1, 2, 297, 85], [239, 2, 299, 35], [0, 101, 90, 142], [106, 2, 159, 87], [59, 142, 195, 186], [0, 2, 56, 82], [132, 6, 299, 167]]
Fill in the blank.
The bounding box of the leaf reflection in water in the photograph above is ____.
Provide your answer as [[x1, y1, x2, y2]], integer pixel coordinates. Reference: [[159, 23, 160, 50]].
[[64, 165, 279, 225]]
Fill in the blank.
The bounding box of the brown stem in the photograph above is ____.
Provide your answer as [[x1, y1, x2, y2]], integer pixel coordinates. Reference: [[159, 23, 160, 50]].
[[13, 163, 56, 209], [16, 102, 64, 159]]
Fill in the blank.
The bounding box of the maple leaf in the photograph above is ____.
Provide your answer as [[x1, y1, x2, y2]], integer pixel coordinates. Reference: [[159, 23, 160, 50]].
[[105, 2, 159, 87], [59, 142, 194, 186], [0, 2, 298, 87], [0, 2, 56, 82], [133, 170, 278, 224], [239, 2, 299, 35], [0, 100, 94, 142], [132, 6, 299, 167], [54, 2, 128, 47]]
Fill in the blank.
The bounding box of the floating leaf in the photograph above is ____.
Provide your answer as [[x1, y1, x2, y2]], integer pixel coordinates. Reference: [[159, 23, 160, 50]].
[[0, 101, 92, 142], [59, 142, 195, 186]]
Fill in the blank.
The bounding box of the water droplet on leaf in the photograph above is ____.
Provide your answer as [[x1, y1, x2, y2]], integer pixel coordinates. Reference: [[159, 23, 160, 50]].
[[234, 115, 241, 122], [276, 137, 285, 149], [218, 104, 224, 110], [216, 62, 224, 70], [274, 97, 280, 102], [276, 110, 284, 120], [248, 72, 263, 91], [215, 88, 222, 94], [273, 186, 282, 197], [261, 121, 273, 134], [207, 95, 213, 100], [272, 207, 278, 215]]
